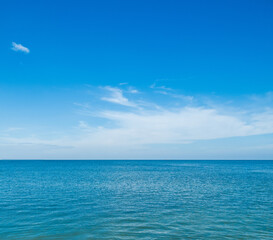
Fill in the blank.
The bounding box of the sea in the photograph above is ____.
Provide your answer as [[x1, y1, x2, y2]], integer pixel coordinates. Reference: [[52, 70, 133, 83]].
[[0, 160, 272, 239]]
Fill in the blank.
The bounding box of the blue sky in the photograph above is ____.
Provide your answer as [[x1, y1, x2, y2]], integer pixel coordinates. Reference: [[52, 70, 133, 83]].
[[1, 0, 273, 159]]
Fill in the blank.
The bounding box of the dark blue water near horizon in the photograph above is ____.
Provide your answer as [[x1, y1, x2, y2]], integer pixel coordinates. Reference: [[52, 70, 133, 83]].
[[0, 160, 273, 239]]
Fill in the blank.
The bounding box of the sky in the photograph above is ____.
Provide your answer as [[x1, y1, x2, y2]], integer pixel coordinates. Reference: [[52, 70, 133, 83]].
[[1, 0, 273, 159]]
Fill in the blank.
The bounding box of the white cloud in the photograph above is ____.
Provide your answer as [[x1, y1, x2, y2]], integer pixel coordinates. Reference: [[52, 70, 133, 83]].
[[91, 107, 273, 145], [1, 86, 273, 159], [2, 105, 273, 159], [11, 42, 30, 53], [151, 83, 194, 102], [155, 90, 194, 102], [150, 83, 173, 91], [127, 86, 139, 94], [71, 103, 273, 148], [101, 86, 137, 107], [4, 127, 24, 132]]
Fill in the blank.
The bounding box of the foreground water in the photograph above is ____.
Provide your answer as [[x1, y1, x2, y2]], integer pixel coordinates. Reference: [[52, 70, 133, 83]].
[[0, 160, 273, 239]]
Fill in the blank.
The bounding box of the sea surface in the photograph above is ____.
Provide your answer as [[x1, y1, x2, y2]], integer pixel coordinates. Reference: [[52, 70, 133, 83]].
[[0, 160, 272, 239]]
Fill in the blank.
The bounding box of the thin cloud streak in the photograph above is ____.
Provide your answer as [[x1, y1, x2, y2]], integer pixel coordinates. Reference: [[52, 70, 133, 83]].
[[101, 86, 137, 107], [11, 42, 30, 53]]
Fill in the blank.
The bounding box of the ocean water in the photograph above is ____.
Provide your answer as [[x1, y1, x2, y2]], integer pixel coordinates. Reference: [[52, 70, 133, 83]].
[[0, 160, 272, 239]]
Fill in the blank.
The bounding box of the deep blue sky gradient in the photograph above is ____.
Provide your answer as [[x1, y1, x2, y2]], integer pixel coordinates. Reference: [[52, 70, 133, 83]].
[[1, 0, 273, 93], [1, 0, 273, 159]]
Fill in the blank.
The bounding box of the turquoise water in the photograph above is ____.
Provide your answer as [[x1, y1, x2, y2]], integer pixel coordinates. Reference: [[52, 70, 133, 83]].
[[0, 160, 273, 239]]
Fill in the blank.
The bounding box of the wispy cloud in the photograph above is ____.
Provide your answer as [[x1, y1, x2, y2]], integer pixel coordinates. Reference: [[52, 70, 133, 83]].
[[150, 83, 173, 91], [94, 108, 273, 144], [3, 105, 272, 159], [69, 89, 273, 157], [11, 42, 30, 53], [101, 86, 137, 107], [74, 87, 273, 147], [150, 82, 193, 102], [4, 127, 24, 132], [1, 86, 273, 159], [127, 86, 139, 94]]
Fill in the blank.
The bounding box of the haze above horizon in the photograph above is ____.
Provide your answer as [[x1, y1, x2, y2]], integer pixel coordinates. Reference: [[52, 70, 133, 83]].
[[1, 0, 273, 159]]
